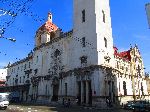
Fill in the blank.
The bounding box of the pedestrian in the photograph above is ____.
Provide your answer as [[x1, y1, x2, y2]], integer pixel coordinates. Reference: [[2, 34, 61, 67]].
[[108, 98, 112, 107], [67, 99, 71, 107], [106, 97, 109, 107], [76, 97, 79, 105], [62, 98, 65, 106]]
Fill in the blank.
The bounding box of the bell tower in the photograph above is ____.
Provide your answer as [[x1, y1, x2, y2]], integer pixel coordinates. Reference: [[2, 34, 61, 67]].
[[72, 0, 114, 67]]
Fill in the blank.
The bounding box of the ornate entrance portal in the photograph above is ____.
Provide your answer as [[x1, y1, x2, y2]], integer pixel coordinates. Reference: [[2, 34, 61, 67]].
[[77, 81, 92, 105]]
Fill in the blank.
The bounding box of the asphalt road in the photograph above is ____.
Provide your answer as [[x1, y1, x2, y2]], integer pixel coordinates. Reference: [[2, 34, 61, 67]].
[[2, 104, 133, 112], [0, 109, 7, 112]]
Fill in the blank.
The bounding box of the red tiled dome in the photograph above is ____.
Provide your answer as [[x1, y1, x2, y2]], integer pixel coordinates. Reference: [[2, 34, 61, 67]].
[[38, 12, 58, 33], [39, 21, 58, 33]]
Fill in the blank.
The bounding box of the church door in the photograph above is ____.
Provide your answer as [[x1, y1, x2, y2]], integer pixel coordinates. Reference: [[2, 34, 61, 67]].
[[51, 77, 59, 101], [88, 81, 92, 105], [52, 84, 59, 101]]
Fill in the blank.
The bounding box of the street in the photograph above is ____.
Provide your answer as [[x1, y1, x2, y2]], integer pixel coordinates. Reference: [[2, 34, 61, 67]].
[[0, 104, 133, 112]]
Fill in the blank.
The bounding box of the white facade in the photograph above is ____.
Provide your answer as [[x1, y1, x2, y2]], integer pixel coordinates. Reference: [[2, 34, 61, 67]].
[[5, 0, 149, 107], [6, 53, 33, 101], [0, 69, 7, 81], [72, 0, 114, 69]]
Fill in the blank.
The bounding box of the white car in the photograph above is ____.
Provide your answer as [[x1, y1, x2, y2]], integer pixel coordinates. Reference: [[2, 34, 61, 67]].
[[0, 93, 9, 110]]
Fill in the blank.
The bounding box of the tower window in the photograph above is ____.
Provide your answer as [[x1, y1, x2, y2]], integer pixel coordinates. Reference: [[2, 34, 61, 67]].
[[81, 37, 86, 47], [102, 10, 105, 23], [82, 9, 85, 22], [104, 37, 107, 48]]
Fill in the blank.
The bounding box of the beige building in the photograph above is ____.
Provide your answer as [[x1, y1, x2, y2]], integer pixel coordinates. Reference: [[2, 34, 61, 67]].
[[145, 73, 150, 95]]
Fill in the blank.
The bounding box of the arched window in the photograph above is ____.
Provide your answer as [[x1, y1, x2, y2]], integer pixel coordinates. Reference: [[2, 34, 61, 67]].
[[104, 37, 107, 48], [102, 10, 105, 23], [54, 49, 60, 58], [80, 56, 87, 64], [37, 35, 41, 46]]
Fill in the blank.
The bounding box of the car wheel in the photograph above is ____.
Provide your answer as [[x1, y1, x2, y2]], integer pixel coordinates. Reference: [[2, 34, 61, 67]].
[[2, 107, 7, 110]]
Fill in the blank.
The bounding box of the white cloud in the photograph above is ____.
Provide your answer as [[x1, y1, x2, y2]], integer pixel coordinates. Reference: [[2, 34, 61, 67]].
[[134, 34, 150, 40], [116, 47, 130, 52], [0, 62, 9, 68]]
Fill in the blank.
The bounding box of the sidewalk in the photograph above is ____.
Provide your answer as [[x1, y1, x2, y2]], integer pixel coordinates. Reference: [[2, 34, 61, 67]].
[[6, 102, 123, 112]]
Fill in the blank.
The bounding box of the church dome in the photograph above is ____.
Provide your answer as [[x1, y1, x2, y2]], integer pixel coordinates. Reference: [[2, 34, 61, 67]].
[[38, 12, 58, 33], [35, 12, 59, 47]]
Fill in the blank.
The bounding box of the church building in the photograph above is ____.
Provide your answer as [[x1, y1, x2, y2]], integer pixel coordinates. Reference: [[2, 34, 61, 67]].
[[6, 0, 149, 107]]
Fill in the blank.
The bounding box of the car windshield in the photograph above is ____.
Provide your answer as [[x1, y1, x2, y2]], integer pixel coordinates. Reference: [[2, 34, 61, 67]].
[[127, 101, 134, 103], [0, 95, 9, 101]]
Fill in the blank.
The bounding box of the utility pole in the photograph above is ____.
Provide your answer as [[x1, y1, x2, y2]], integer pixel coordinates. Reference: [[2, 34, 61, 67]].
[[145, 3, 150, 28]]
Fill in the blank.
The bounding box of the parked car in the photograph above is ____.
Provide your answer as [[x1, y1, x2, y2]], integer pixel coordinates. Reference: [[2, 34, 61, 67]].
[[133, 100, 150, 112], [145, 101, 150, 111], [0, 93, 9, 110], [9, 91, 20, 103], [124, 101, 135, 110]]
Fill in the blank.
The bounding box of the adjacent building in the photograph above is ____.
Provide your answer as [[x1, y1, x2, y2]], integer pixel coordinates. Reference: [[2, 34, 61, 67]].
[[0, 69, 7, 87], [0, 69, 7, 81], [145, 73, 150, 95], [5, 0, 149, 107]]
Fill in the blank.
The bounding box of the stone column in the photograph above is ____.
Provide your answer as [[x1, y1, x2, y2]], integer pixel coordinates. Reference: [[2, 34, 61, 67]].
[[86, 81, 89, 104], [81, 81, 83, 103], [110, 81, 113, 101], [76, 81, 79, 96], [59, 79, 62, 97], [104, 80, 107, 96]]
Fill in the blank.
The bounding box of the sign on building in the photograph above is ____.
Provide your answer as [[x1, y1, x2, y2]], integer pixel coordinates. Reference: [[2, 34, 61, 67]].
[[145, 3, 150, 28]]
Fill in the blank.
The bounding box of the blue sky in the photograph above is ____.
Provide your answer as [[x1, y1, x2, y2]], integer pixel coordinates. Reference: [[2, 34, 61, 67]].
[[0, 0, 150, 72]]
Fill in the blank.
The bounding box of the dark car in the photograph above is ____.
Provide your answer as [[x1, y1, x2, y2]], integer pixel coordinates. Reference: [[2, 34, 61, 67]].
[[133, 100, 150, 112], [145, 101, 150, 111], [124, 101, 135, 110]]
